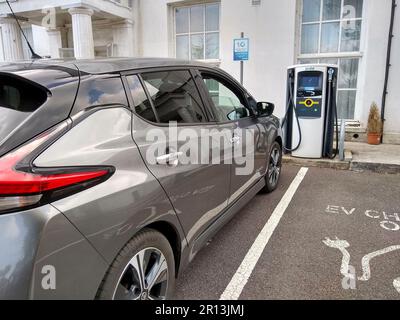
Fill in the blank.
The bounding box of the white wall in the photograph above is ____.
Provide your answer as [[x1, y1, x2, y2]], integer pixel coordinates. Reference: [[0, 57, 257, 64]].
[[219, 0, 297, 118], [383, 0, 400, 134], [138, 0, 171, 57], [356, 0, 393, 129], [93, 26, 114, 47], [32, 25, 51, 57], [0, 27, 4, 62]]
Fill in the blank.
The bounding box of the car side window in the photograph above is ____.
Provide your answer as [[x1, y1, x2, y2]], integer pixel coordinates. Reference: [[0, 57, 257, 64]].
[[140, 70, 207, 124], [202, 74, 250, 122], [126, 75, 157, 123]]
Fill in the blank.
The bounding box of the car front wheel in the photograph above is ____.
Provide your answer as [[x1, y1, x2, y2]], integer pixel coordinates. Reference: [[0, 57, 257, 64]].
[[261, 141, 282, 193]]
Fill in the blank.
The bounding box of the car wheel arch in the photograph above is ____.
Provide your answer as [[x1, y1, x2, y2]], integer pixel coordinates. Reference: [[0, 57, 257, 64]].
[[144, 221, 182, 277]]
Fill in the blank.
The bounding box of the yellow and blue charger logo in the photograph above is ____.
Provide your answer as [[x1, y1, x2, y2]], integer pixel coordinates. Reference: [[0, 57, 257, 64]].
[[299, 98, 320, 108]]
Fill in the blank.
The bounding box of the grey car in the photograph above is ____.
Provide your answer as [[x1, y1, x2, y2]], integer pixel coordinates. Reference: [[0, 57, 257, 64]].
[[0, 58, 282, 300]]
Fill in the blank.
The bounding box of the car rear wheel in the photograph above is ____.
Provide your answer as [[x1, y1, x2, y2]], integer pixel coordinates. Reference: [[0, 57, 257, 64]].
[[97, 229, 175, 300], [261, 141, 282, 193]]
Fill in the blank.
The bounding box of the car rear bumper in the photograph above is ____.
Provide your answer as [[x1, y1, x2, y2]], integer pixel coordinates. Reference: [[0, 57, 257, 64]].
[[0, 205, 108, 300]]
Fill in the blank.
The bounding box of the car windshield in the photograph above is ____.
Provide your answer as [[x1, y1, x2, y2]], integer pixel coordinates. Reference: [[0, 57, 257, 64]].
[[0, 74, 48, 142]]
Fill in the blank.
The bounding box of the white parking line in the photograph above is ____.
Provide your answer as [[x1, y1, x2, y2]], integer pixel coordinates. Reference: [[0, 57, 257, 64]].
[[220, 167, 309, 300]]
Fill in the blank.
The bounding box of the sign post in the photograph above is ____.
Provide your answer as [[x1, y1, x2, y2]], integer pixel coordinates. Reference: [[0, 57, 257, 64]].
[[234, 32, 249, 85]]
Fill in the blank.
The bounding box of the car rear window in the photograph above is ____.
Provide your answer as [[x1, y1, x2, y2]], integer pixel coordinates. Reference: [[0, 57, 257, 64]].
[[0, 74, 48, 141]]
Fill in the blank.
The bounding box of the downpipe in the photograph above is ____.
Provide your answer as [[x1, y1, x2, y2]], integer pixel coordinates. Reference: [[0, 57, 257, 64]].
[[381, 0, 397, 143]]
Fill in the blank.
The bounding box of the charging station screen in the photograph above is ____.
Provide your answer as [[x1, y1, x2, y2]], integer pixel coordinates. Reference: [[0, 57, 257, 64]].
[[298, 73, 323, 91]]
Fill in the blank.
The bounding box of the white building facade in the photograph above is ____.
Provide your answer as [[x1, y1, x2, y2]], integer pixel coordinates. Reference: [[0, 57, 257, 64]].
[[0, 0, 399, 143], [0, 0, 139, 60]]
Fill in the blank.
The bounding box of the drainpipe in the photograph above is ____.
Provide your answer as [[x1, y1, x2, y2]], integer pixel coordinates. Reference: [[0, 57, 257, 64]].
[[381, 0, 397, 143]]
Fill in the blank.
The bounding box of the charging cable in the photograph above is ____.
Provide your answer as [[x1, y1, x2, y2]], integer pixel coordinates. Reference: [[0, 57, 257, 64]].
[[281, 73, 302, 152]]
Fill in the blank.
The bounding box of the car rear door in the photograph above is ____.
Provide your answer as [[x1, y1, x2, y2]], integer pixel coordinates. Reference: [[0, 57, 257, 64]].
[[196, 69, 268, 205], [123, 68, 231, 248]]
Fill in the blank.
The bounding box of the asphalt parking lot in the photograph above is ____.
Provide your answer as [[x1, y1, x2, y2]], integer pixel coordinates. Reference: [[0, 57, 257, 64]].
[[174, 165, 400, 300]]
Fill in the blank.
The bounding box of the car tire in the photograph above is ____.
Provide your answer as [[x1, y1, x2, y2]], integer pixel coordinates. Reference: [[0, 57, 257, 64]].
[[261, 141, 282, 194], [97, 228, 175, 300]]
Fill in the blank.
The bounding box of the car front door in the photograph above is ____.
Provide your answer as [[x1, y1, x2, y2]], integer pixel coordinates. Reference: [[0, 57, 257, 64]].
[[123, 69, 231, 250], [198, 70, 268, 205]]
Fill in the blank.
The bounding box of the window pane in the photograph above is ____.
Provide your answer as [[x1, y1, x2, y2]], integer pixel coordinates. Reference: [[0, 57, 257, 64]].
[[176, 35, 189, 60], [205, 78, 220, 93], [321, 22, 340, 52], [303, 0, 321, 22], [190, 5, 204, 33], [206, 4, 220, 32], [126, 75, 157, 123], [337, 90, 356, 119], [341, 20, 362, 51], [339, 58, 359, 88], [0, 75, 48, 141], [299, 58, 319, 64], [141, 71, 207, 124], [301, 24, 319, 54], [343, 0, 363, 19], [322, 0, 341, 20], [202, 75, 249, 122], [319, 58, 338, 64], [205, 33, 219, 59], [191, 34, 204, 60], [175, 7, 189, 34]]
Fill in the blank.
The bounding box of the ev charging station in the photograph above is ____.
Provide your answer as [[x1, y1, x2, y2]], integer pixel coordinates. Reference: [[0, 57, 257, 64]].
[[282, 64, 339, 159]]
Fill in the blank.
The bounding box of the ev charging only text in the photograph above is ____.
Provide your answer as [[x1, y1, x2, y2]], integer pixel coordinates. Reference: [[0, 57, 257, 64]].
[[325, 205, 400, 231]]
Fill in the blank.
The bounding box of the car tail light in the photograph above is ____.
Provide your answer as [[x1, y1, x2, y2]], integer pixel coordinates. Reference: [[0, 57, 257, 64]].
[[0, 122, 115, 214]]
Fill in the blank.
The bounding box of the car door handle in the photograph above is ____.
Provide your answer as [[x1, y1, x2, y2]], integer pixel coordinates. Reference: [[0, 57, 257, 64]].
[[156, 152, 183, 167]]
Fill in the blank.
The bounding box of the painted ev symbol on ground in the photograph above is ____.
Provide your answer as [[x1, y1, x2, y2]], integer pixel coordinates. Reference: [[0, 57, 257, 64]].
[[323, 237, 400, 294]]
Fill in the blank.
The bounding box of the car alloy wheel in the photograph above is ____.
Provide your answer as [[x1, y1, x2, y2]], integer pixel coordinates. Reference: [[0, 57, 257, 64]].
[[268, 145, 281, 188], [113, 247, 169, 300]]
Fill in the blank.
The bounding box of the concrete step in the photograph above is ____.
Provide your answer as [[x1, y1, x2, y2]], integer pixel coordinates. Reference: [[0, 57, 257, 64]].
[[347, 142, 400, 174], [350, 161, 400, 174], [283, 142, 400, 174], [283, 154, 351, 171]]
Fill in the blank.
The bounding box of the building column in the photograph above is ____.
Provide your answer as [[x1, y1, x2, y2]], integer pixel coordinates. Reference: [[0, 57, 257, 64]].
[[112, 20, 135, 57], [0, 27, 4, 62], [0, 17, 24, 61], [68, 7, 95, 59], [47, 28, 63, 59]]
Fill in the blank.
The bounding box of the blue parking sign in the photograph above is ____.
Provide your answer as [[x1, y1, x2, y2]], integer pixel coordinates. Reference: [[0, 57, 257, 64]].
[[234, 38, 249, 61]]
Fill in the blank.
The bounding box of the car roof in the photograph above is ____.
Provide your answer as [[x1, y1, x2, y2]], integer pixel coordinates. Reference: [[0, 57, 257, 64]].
[[0, 57, 216, 75]]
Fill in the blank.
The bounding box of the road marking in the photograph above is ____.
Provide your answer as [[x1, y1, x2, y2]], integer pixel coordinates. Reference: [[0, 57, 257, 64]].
[[220, 167, 309, 300], [323, 237, 400, 294], [359, 245, 400, 281], [394, 278, 400, 293], [323, 237, 353, 279], [324, 206, 400, 232]]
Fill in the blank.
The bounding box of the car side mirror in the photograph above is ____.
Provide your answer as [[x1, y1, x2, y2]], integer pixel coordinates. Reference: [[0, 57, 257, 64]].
[[257, 102, 275, 117]]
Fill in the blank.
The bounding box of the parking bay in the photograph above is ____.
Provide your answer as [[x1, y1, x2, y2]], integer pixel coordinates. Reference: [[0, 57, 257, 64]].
[[174, 165, 400, 300]]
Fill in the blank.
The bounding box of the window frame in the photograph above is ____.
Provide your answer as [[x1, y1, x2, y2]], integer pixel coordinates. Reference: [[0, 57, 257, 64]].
[[123, 74, 160, 123], [121, 67, 214, 127], [298, 0, 365, 121], [299, 0, 363, 57], [173, 2, 221, 62], [194, 68, 256, 125]]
